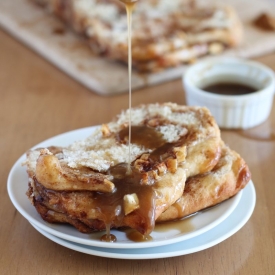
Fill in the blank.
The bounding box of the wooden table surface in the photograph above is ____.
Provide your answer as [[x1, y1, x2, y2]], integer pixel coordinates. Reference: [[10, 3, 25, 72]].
[[1, 27, 275, 275]]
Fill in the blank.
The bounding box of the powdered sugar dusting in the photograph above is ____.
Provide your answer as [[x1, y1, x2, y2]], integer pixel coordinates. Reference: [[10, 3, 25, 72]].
[[29, 104, 214, 172]]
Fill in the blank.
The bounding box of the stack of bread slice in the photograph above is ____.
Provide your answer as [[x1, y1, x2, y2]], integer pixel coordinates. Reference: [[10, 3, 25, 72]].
[[25, 103, 251, 235], [33, 0, 243, 72]]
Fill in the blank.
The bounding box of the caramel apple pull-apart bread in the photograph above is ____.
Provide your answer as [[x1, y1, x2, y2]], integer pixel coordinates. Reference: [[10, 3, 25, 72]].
[[25, 103, 222, 235], [32, 0, 243, 72]]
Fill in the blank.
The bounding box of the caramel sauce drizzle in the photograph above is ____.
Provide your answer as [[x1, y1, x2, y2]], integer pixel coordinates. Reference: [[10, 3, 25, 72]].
[[100, 125, 191, 242], [100, 225, 117, 242], [100, 125, 166, 242], [101, 0, 192, 243], [100, 0, 138, 243], [126, 2, 134, 172]]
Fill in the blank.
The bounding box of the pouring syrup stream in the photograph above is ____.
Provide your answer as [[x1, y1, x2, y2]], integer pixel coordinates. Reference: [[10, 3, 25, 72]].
[[100, 0, 137, 242], [123, 0, 137, 172]]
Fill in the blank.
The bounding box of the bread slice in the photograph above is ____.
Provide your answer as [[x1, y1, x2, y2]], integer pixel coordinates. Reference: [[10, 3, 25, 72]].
[[32, 0, 243, 71], [25, 103, 221, 234], [157, 144, 251, 222]]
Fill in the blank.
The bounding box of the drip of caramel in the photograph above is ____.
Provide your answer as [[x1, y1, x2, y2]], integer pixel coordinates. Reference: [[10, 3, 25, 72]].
[[100, 224, 117, 242]]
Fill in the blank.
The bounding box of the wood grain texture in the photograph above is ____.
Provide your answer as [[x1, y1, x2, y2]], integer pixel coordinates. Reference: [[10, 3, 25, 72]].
[[0, 28, 275, 275]]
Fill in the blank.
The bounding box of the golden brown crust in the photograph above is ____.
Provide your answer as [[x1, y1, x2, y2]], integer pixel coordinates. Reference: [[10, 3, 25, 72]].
[[35, 151, 115, 192], [29, 166, 186, 234], [33, 200, 102, 233], [157, 145, 251, 222]]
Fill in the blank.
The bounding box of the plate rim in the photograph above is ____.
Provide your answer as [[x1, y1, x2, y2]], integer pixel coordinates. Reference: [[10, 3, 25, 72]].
[[29, 181, 256, 259]]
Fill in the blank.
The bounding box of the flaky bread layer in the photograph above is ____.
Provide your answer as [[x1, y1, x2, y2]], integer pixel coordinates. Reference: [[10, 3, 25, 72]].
[[28, 165, 186, 234], [157, 144, 251, 222]]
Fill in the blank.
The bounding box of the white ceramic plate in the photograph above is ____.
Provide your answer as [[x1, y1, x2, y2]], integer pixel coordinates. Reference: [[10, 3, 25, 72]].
[[30, 181, 255, 259], [8, 126, 241, 249]]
